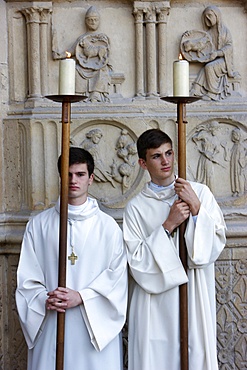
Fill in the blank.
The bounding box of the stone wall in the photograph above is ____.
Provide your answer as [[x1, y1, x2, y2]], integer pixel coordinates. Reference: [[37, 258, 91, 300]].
[[0, 0, 246, 368]]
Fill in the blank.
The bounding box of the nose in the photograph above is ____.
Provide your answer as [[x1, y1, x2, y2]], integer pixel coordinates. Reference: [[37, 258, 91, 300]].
[[161, 154, 169, 164], [69, 174, 77, 183]]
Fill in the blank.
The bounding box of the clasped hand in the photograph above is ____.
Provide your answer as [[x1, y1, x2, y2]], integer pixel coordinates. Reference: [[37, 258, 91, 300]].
[[46, 287, 82, 313], [174, 177, 200, 216], [163, 178, 200, 233]]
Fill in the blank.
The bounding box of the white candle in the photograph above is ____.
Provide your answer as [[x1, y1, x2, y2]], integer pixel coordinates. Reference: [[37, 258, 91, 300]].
[[59, 52, 75, 95], [173, 55, 189, 97]]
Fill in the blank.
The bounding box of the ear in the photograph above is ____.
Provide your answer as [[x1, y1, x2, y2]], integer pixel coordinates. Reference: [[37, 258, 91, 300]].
[[89, 173, 94, 185], [138, 158, 147, 170]]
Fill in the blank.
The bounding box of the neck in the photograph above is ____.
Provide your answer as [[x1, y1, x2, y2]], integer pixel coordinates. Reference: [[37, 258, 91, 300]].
[[151, 179, 175, 188], [151, 174, 176, 187], [68, 197, 88, 206]]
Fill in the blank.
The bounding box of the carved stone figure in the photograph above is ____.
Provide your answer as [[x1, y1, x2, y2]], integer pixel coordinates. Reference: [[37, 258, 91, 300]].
[[53, 6, 112, 103], [111, 129, 137, 192], [181, 6, 240, 101], [192, 121, 224, 192], [115, 130, 137, 166], [80, 128, 115, 186], [229, 128, 247, 197]]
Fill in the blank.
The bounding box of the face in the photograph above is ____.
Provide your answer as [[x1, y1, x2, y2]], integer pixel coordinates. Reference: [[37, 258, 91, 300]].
[[138, 143, 175, 186], [232, 130, 240, 142], [92, 133, 102, 144], [85, 16, 100, 31], [205, 11, 217, 27], [68, 163, 94, 205]]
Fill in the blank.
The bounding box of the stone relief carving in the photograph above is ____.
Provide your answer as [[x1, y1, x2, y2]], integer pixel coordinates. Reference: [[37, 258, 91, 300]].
[[188, 120, 247, 201], [80, 128, 116, 187], [70, 124, 139, 206], [112, 129, 137, 192], [216, 260, 247, 369], [223, 127, 247, 197], [191, 121, 226, 193], [53, 6, 112, 103], [180, 5, 241, 101]]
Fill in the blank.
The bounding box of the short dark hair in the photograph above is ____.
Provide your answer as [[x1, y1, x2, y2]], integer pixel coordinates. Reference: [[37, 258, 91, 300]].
[[57, 147, 94, 176], [137, 129, 173, 160]]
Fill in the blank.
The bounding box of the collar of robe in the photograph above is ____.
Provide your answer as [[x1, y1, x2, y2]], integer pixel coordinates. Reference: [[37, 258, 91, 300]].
[[142, 179, 178, 203], [55, 197, 99, 221]]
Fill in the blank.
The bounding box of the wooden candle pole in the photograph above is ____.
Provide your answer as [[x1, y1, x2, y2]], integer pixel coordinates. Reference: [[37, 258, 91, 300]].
[[177, 101, 189, 370], [161, 95, 201, 370], [56, 100, 71, 370], [46, 94, 87, 370]]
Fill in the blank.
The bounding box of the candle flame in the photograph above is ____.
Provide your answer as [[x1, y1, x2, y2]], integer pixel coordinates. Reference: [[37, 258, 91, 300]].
[[179, 54, 183, 60], [66, 51, 71, 59]]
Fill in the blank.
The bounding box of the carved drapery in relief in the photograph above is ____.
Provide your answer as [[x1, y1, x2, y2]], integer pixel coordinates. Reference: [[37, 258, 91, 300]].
[[180, 6, 241, 101], [188, 120, 247, 200]]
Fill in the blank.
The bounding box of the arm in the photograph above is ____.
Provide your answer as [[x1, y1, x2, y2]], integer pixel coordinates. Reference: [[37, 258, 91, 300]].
[[123, 197, 188, 294], [175, 180, 226, 266], [15, 220, 48, 348]]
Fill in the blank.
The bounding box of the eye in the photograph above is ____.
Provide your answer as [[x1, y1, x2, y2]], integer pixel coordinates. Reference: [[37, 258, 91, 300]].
[[166, 150, 173, 157], [152, 154, 160, 159]]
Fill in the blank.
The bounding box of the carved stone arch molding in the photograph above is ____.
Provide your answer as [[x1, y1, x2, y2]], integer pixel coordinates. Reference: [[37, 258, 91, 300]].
[[187, 118, 247, 208], [70, 121, 142, 209]]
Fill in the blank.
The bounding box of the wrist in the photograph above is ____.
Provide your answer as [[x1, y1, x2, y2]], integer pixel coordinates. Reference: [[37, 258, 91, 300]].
[[190, 201, 200, 216], [77, 291, 83, 305], [162, 224, 172, 238], [163, 227, 171, 238]]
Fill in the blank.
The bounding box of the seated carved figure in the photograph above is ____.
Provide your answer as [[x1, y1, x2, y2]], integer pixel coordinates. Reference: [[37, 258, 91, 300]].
[[181, 6, 240, 101], [53, 6, 112, 103]]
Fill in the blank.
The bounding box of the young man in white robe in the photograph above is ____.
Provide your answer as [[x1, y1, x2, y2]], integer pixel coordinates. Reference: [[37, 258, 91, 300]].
[[16, 147, 128, 370], [123, 129, 226, 370]]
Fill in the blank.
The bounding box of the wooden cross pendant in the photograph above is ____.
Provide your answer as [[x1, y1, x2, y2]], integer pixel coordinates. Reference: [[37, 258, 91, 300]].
[[68, 251, 78, 265]]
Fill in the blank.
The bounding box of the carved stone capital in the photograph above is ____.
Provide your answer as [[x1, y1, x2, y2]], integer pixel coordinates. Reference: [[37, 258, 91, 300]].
[[133, 7, 144, 23], [156, 4, 170, 23], [20, 7, 41, 23], [20, 6, 52, 24], [144, 6, 156, 23], [39, 8, 52, 24]]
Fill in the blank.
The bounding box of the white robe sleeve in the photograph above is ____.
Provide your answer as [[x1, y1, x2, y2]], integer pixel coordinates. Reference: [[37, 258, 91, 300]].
[[185, 184, 226, 268], [123, 201, 188, 295], [79, 227, 128, 352], [15, 219, 48, 349]]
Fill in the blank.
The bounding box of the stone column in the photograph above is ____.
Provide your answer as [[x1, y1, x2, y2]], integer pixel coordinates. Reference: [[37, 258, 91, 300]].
[[133, 6, 145, 98], [21, 6, 52, 99], [145, 6, 158, 97], [40, 8, 52, 97], [133, 1, 170, 98], [21, 7, 41, 98], [156, 3, 170, 96]]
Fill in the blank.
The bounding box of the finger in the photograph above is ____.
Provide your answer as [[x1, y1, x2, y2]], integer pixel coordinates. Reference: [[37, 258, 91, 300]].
[[57, 287, 69, 293]]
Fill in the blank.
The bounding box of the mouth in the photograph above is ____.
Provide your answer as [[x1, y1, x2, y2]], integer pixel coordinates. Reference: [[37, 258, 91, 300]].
[[69, 186, 79, 191]]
